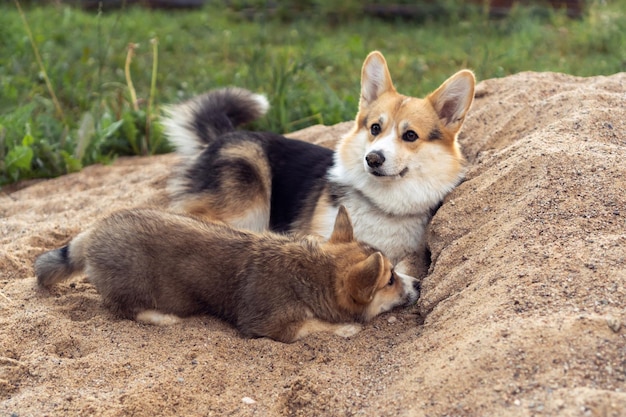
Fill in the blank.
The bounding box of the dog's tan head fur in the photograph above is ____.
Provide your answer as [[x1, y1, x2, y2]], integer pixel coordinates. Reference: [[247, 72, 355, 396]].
[[332, 51, 476, 216], [323, 206, 419, 321]]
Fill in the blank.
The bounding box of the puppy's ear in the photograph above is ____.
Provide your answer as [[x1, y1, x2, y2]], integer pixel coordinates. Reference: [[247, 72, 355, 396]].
[[329, 205, 354, 244], [428, 69, 475, 134], [348, 252, 385, 305], [360, 51, 396, 107]]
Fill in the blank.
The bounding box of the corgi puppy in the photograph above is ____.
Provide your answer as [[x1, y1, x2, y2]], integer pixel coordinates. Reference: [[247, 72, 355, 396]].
[[34, 206, 419, 343], [163, 51, 475, 277]]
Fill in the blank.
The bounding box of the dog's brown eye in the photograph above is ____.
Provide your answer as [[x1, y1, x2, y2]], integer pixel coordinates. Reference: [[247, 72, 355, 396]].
[[370, 123, 381, 136], [402, 130, 418, 142], [387, 273, 395, 286]]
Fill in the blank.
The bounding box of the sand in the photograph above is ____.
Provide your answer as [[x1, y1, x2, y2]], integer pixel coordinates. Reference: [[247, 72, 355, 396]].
[[1, 71, 625, 416]]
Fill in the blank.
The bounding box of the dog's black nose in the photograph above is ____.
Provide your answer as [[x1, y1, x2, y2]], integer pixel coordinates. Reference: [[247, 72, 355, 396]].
[[365, 151, 385, 168]]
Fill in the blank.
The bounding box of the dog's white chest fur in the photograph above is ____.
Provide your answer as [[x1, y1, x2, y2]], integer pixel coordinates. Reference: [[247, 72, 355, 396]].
[[314, 201, 429, 264]]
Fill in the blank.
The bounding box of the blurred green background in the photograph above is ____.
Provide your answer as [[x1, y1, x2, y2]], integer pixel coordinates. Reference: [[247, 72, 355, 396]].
[[1, 0, 625, 185]]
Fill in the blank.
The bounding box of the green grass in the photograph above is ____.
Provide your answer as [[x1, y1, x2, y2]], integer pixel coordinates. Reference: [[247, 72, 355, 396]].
[[1, 1, 625, 185]]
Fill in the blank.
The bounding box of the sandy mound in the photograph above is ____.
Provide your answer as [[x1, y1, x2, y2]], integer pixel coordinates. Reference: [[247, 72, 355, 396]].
[[1, 71, 625, 416]]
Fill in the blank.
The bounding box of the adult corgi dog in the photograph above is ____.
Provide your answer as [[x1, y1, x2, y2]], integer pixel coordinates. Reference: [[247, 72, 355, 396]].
[[163, 51, 475, 276], [35, 206, 419, 343]]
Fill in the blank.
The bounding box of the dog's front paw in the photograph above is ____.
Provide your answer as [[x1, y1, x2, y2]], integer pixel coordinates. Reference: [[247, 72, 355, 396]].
[[136, 310, 181, 326], [334, 323, 362, 338]]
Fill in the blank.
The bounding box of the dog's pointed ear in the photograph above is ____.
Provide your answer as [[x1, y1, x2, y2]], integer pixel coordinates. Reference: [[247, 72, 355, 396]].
[[360, 51, 396, 107], [329, 205, 354, 244], [348, 252, 385, 305], [428, 69, 475, 134]]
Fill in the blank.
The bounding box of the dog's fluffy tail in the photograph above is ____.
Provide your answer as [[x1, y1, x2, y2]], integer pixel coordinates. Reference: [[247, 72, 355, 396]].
[[35, 232, 89, 288], [162, 87, 270, 157]]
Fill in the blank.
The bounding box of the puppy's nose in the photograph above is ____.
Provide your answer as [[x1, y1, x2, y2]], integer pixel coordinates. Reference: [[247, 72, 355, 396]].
[[412, 280, 421, 294], [365, 151, 385, 168]]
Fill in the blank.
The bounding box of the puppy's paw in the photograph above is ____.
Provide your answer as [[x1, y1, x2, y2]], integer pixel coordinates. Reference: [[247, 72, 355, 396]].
[[136, 310, 181, 326], [334, 323, 362, 338]]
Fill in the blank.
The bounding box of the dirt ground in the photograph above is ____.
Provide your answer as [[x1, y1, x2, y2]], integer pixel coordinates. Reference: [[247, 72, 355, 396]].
[[1, 71, 625, 416]]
